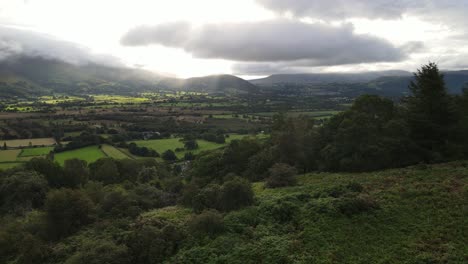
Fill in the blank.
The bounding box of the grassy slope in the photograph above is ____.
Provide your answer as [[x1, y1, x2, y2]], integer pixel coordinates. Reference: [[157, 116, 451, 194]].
[[101, 144, 131, 160], [143, 161, 467, 263], [54, 146, 106, 165]]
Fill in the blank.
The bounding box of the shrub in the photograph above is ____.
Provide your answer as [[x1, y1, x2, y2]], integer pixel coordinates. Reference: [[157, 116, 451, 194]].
[[266, 163, 297, 188], [188, 210, 225, 237]]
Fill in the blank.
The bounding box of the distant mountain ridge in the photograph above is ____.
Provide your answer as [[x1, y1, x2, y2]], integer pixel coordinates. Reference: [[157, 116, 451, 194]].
[[250, 70, 468, 95], [0, 56, 257, 98], [249, 71, 412, 85]]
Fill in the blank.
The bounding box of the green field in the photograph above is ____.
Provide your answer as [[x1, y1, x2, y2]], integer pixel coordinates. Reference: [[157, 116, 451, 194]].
[[19, 147, 54, 157], [132, 134, 261, 158], [101, 144, 131, 160], [0, 162, 23, 170], [0, 149, 21, 162], [54, 146, 107, 165], [2, 138, 56, 148]]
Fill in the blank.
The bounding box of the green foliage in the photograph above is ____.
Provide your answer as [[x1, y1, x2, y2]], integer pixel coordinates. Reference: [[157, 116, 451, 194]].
[[89, 158, 120, 184], [0, 171, 48, 215], [266, 163, 297, 188], [45, 189, 94, 240], [188, 210, 225, 237], [162, 149, 177, 161], [63, 159, 89, 188], [25, 158, 63, 188], [64, 239, 130, 264], [406, 62, 458, 158], [219, 177, 254, 212]]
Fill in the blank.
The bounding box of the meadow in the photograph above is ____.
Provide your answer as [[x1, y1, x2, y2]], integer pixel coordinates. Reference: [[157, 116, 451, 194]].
[[2, 138, 56, 148], [19, 146, 54, 157], [101, 144, 131, 160], [132, 134, 259, 158], [54, 146, 107, 165]]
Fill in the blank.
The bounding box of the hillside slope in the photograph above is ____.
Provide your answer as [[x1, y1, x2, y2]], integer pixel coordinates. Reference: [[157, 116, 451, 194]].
[[157, 161, 467, 262], [0, 57, 258, 97]]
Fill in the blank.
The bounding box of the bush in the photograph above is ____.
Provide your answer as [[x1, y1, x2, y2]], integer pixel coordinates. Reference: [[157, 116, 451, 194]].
[[336, 195, 379, 216], [162, 150, 177, 161], [266, 163, 297, 188], [188, 210, 224, 237], [89, 158, 121, 185], [64, 239, 130, 264]]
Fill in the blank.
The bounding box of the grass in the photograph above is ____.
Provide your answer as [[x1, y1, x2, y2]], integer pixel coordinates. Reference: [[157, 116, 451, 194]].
[[19, 147, 54, 157], [132, 134, 264, 158], [2, 138, 56, 148], [0, 149, 21, 162], [0, 162, 23, 170], [54, 146, 107, 165], [101, 144, 131, 160], [248, 162, 468, 262]]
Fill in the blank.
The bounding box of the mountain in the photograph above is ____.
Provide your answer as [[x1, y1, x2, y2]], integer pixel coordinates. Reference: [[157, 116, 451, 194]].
[[0, 57, 257, 98], [178, 74, 258, 94], [251, 70, 468, 96], [250, 71, 412, 85]]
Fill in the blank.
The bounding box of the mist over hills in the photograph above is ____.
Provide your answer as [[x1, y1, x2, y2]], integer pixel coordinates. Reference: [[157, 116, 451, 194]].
[[252, 70, 468, 96], [0, 56, 256, 98], [1, 56, 468, 99]]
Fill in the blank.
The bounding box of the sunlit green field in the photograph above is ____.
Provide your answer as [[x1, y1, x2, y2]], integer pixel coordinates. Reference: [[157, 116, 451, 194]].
[[132, 134, 266, 158], [54, 146, 107, 165], [101, 144, 131, 160], [19, 147, 54, 157]]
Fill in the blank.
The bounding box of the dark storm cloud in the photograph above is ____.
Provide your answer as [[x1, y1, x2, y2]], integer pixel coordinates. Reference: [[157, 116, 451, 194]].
[[121, 20, 416, 65], [0, 26, 121, 65]]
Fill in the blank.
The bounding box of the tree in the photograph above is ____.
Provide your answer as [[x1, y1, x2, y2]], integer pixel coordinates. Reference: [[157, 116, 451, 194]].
[[219, 177, 254, 211], [266, 163, 297, 188], [63, 159, 89, 188], [89, 158, 120, 184], [64, 239, 130, 264], [162, 150, 177, 161], [184, 140, 199, 150], [45, 189, 94, 240], [0, 171, 48, 214], [25, 158, 63, 188], [405, 63, 457, 159], [2, 142, 6, 150]]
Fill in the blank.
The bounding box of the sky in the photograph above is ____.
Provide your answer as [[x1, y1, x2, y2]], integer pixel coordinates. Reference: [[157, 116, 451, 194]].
[[1, 0, 468, 78]]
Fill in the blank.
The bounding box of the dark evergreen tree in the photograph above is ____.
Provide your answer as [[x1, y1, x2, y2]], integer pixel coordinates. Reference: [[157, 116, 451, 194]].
[[405, 63, 457, 159]]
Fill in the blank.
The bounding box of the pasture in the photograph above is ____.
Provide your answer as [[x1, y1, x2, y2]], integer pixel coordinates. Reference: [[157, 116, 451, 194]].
[[0, 149, 21, 162], [54, 146, 107, 165], [2, 138, 56, 148], [19, 147, 54, 157], [132, 134, 266, 158], [101, 144, 131, 160]]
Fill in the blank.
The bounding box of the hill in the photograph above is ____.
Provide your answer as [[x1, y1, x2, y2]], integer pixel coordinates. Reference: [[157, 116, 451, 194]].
[[0, 57, 257, 98], [250, 71, 412, 85], [251, 70, 468, 96]]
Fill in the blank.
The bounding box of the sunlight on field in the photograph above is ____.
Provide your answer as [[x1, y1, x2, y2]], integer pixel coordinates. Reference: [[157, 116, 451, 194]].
[[19, 147, 54, 157], [101, 144, 131, 160]]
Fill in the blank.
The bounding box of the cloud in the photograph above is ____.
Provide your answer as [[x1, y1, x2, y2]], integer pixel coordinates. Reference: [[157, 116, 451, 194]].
[[0, 25, 121, 66], [256, 0, 413, 20], [122, 20, 416, 66]]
